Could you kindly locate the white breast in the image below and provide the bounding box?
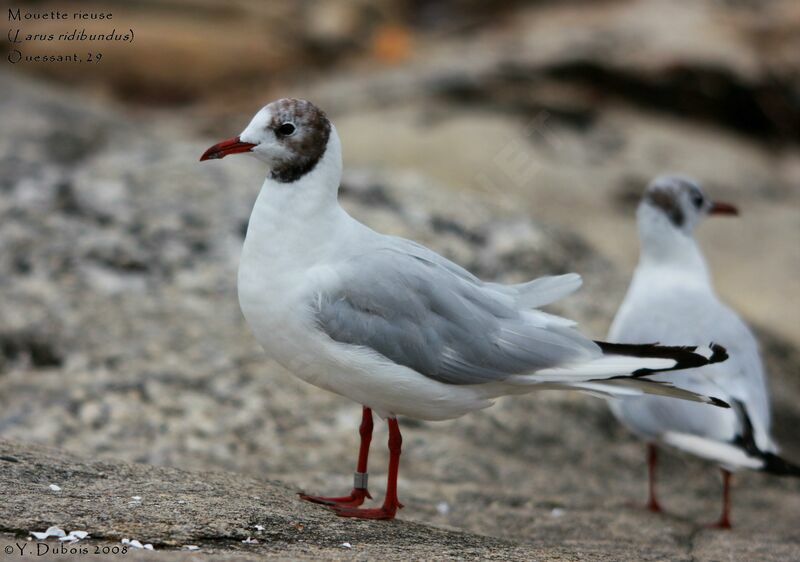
[237,173,347,381]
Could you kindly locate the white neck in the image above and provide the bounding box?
[636,204,711,284]
[241,127,350,271]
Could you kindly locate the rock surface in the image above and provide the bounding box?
[2,437,800,561]
[0,440,537,560]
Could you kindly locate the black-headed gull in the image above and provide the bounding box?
[608,175,800,528]
[200,100,728,520]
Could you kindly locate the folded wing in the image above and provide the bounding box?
[313,240,727,406]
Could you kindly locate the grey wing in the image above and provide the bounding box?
[611,291,771,446]
[314,243,599,385]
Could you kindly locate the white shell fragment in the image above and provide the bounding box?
[30,526,66,540]
[58,530,90,544]
[340,542,353,549]
[48,484,62,492]
[122,538,154,550]
[69,531,89,540]
[242,537,259,544]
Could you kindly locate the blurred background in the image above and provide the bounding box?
[1,0,799,556]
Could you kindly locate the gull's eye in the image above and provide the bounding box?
[277,122,296,137]
[690,190,704,209]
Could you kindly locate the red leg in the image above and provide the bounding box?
[330,417,404,520]
[300,406,374,507]
[646,443,663,513]
[709,469,733,529]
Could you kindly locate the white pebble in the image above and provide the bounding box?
[341,542,352,549]
[183,545,200,551]
[48,484,62,492]
[436,501,450,515]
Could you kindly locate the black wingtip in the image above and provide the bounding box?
[761,453,800,478]
[731,399,800,477]
[709,397,731,409]
[594,340,721,378]
[708,342,729,365]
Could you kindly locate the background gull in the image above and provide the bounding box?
[608,175,800,528]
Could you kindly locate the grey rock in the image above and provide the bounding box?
[0,440,536,560]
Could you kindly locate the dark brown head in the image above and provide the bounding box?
[640,175,738,234]
[200,98,332,183]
